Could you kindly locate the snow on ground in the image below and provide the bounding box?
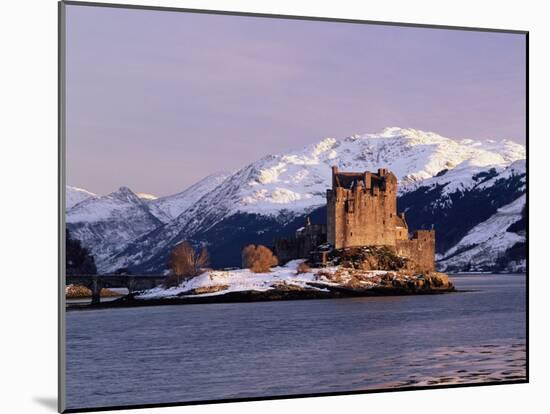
[136,260,389,300]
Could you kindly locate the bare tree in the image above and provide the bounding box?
[242,244,278,273]
[166,241,209,286]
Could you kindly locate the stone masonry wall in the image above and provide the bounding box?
[274,224,327,264]
[327,169,398,249]
[395,230,436,272]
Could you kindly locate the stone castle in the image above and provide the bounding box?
[274,166,435,272]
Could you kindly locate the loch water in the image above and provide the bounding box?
[65,273,526,410]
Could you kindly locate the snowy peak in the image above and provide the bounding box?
[402,157,526,197]
[66,186,97,209]
[66,127,526,273]
[355,127,524,176]
[148,172,230,223]
[209,127,526,216]
[110,186,143,204]
[66,128,525,221]
[66,185,163,270]
[136,127,526,259]
[67,186,148,224]
[372,127,524,159]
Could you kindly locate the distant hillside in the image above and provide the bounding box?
[66,127,526,273]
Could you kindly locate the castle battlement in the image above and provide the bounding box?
[329,166,395,196]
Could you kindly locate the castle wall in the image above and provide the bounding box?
[395,230,435,272]
[273,238,300,265]
[274,224,327,264]
[327,189,338,247]
[395,227,408,240]
[327,170,398,249]
[395,213,409,240]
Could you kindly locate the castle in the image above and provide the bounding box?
[274,166,436,272]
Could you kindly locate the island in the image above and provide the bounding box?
[67,167,455,309]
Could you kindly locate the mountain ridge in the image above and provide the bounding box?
[65,127,526,273]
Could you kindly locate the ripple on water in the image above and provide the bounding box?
[378,342,526,389]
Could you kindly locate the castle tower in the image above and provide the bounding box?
[327,167,398,249]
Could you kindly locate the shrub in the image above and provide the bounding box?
[242,244,278,273]
[166,241,209,286]
[296,262,311,274]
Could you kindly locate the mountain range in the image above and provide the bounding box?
[66,127,527,274]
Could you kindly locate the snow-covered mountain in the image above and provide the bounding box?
[66,187,163,267]
[66,186,96,209]
[397,160,526,271]
[65,175,229,271]
[404,159,526,197]
[147,172,229,223]
[438,195,526,272]
[141,127,525,239]
[191,127,524,218]
[66,127,527,273]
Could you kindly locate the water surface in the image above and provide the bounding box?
[65,273,526,409]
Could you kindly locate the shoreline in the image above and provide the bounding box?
[66,293,124,300]
[66,285,456,311]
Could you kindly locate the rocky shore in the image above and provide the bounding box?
[67,261,455,310]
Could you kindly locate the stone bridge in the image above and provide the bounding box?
[66,274,167,304]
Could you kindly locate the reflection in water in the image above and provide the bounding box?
[65,273,526,409]
[379,342,526,388]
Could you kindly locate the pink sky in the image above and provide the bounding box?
[65,4,526,197]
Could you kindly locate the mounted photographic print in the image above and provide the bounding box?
[59,1,528,412]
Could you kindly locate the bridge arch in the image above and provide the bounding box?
[66,275,167,304]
